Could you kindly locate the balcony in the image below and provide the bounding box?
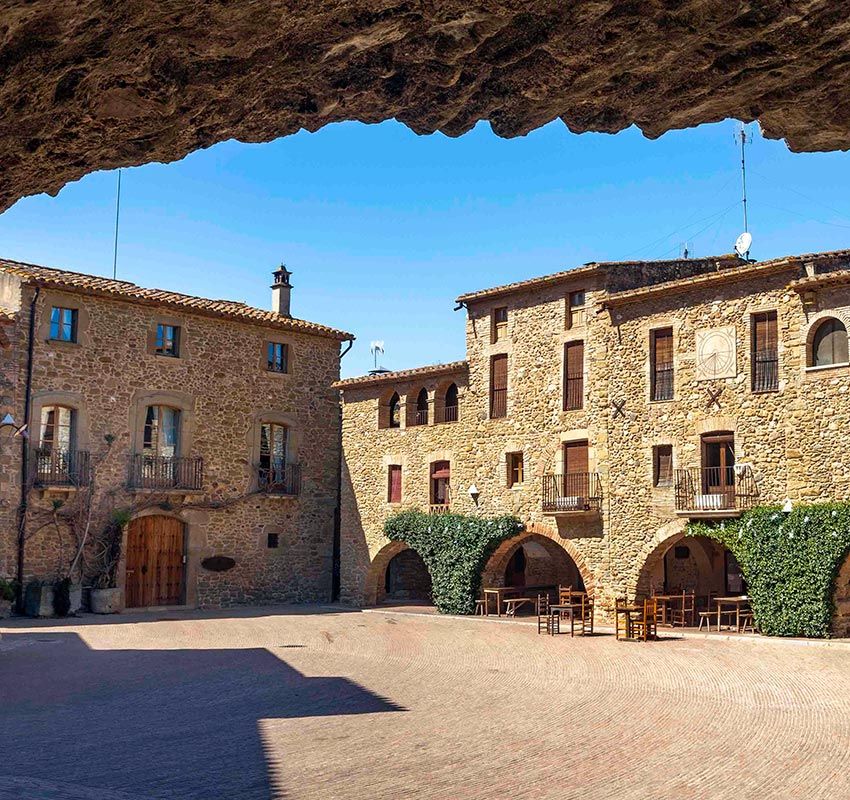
[428,504,451,515]
[413,409,429,426]
[674,466,758,517]
[542,473,602,515]
[130,454,204,491]
[436,404,458,423]
[258,462,301,496]
[33,448,92,488]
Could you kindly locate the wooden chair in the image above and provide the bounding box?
[537,594,555,634]
[558,585,573,604]
[615,597,633,640]
[575,594,594,636]
[670,590,696,627]
[698,611,714,631]
[629,598,658,642]
[738,611,755,634]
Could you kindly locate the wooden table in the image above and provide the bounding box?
[547,603,587,636]
[715,596,750,632]
[482,586,521,616]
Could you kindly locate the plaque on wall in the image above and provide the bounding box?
[695,326,737,380]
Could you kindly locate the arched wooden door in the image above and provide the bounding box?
[125,516,186,607]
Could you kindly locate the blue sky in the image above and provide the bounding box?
[2,119,850,377]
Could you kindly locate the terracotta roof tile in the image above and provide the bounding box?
[788,269,850,290]
[0,258,353,341]
[455,264,599,304]
[334,361,467,389]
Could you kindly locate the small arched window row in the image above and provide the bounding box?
[437,382,459,424]
[809,316,849,368]
[378,391,402,430]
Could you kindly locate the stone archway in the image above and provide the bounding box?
[831,548,850,638]
[383,549,432,603]
[482,522,594,594]
[364,541,432,606]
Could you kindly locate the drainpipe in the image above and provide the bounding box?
[15,285,39,611]
[331,337,354,602]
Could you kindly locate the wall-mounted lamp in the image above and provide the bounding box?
[782,498,793,514]
[0,413,27,437]
[467,484,480,506]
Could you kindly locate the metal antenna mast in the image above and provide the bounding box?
[112,169,122,279]
[736,124,751,233]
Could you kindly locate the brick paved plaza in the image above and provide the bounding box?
[2,607,849,800]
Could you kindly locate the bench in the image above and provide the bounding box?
[503,597,535,617]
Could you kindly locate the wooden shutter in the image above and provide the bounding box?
[563,441,588,474]
[388,465,402,503]
[654,445,673,486]
[490,354,508,418]
[563,341,584,410]
[651,328,674,400]
[752,311,778,392]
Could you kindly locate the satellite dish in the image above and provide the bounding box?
[734,232,753,257]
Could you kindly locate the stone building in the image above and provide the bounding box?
[338,249,850,632]
[0,259,352,609]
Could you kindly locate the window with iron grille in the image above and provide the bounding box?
[653,444,673,487]
[492,306,508,342]
[751,311,778,392]
[155,324,180,357]
[650,327,674,401]
[267,341,289,373]
[563,340,584,410]
[566,290,586,329]
[489,354,507,418]
[387,465,402,503]
[49,306,77,342]
[507,452,524,487]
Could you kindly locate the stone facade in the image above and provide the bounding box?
[0,260,350,609]
[338,250,850,630]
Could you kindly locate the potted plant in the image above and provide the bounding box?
[89,508,129,614]
[0,578,15,618]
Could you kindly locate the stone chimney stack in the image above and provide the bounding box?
[271,264,293,317]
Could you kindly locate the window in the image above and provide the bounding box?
[39,405,75,452]
[650,327,674,401]
[49,306,77,342]
[260,422,288,485]
[562,440,589,498]
[267,532,280,549]
[492,306,508,342]
[563,341,584,411]
[507,452,524,487]
[387,465,402,503]
[413,388,429,426]
[143,405,180,457]
[388,392,401,428]
[155,323,180,357]
[810,317,849,367]
[566,290,586,329]
[751,311,778,391]
[490,354,508,419]
[653,444,673,487]
[674,545,690,560]
[441,383,459,423]
[430,461,451,507]
[267,342,289,373]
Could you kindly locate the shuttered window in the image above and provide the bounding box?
[562,440,589,498]
[751,311,778,392]
[566,290,586,329]
[650,327,674,401]
[387,465,402,503]
[490,354,508,418]
[563,340,584,410]
[492,306,508,342]
[653,444,673,487]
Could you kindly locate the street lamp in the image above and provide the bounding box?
[0,413,27,437]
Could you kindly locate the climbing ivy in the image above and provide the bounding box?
[384,511,524,615]
[689,502,850,638]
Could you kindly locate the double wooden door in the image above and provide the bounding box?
[125,516,186,607]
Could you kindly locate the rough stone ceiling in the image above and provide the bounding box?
[2,1,850,211]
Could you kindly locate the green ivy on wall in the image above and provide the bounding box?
[689,503,850,638]
[384,511,524,615]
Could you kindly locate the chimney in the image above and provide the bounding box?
[271,263,293,317]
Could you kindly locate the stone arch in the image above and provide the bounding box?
[481,521,594,594]
[831,547,850,638]
[364,540,432,606]
[806,314,849,367]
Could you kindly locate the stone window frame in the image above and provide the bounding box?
[506,451,525,488]
[745,306,781,394]
[426,449,453,509]
[145,315,191,361]
[646,321,677,404]
[261,338,293,376]
[803,309,850,376]
[37,290,90,350]
[246,410,301,493]
[651,443,674,488]
[154,322,181,358]
[561,337,586,413]
[378,388,404,430]
[491,305,509,343]
[130,389,195,460]
[31,390,90,453]
[565,288,587,330]
[382,454,407,507]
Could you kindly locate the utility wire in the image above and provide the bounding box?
[750,169,850,226]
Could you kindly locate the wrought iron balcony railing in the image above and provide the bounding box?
[542,473,602,513]
[674,466,758,514]
[258,462,301,496]
[33,448,92,487]
[436,404,458,423]
[130,454,204,491]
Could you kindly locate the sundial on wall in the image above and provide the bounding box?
[695,326,737,381]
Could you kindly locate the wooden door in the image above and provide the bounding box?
[125,516,185,607]
[701,434,735,505]
[563,440,589,498]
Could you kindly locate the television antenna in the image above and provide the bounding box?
[734,123,752,234]
[370,340,385,371]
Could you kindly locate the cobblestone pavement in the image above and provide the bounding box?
[2,606,850,800]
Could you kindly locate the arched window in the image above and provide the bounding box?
[36,405,86,486]
[39,405,75,453]
[388,392,401,428]
[414,388,429,426]
[443,383,459,423]
[811,317,849,367]
[143,405,181,457]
